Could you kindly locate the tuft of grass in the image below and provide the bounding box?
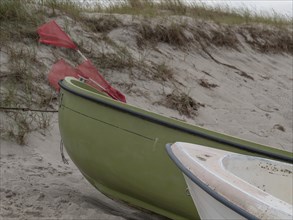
[239,26,293,54]
[0,44,55,145]
[158,0,187,15]
[101,0,157,17]
[94,36,135,70]
[0,0,45,45]
[0,0,30,22]
[209,29,239,49]
[137,21,189,47]
[92,52,135,70]
[41,0,82,19]
[193,27,239,49]
[0,110,52,145]
[83,15,122,33]
[162,90,205,118]
[6,47,37,86]
[198,78,218,89]
[152,62,174,81]
[82,39,135,71]
[0,82,54,145]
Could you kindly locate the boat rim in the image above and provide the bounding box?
[58,78,293,163]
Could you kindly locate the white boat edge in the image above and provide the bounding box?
[166,142,293,220]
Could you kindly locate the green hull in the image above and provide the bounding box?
[58,77,292,220]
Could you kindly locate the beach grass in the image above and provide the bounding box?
[90,0,291,27]
[1,0,290,27]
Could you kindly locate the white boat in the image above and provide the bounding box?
[166,142,293,220]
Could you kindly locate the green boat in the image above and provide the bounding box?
[58,77,292,220]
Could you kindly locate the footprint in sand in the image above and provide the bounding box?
[255,103,279,113]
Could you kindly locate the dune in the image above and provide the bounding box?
[0,1,292,219]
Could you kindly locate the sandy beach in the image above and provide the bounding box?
[0,3,292,220]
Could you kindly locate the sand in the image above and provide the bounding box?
[0,115,165,220]
[0,12,292,220]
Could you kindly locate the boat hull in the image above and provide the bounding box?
[58,77,292,220]
[184,175,246,220]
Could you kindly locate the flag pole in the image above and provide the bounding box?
[77,49,88,61]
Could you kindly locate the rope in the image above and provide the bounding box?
[60,139,69,164]
[0,106,58,113]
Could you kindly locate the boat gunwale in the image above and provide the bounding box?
[58,78,293,163]
[165,143,259,220]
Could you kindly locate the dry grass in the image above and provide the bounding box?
[152,62,174,81]
[92,52,135,70]
[0,0,44,45]
[239,26,293,54]
[39,0,82,19]
[0,0,31,22]
[197,78,218,89]
[0,44,55,144]
[193,27,239,50]
[162,90,205,118]
[83,15,122,33]
[103,1,292,53]
[137,21,189,47]
[135,17,291,53]
[136,21,242,51]
[0,1,117,145]
[98,0,291,27]
[98,0,158,17]
[82,36,135,71]
[209,29,239,49]
[0,110,51,145]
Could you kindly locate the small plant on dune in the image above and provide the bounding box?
[101,0,156,16]
[152,62,174,81]
[83,15,122,33]
[6,47,38,87]
[0,110,52,145]
[0,44,55,145]
[0,0,44,45]
[0,0,30,22]
[197,78,218,89]
[162,90,205,118]
[93,52,135,70]
[137,21,189,47]
[158,0,187,15]
[210,29,239,49]
[239,26,293,54]
[0,89,54,145]
[86,36,136,71]
[41,0,82,19]
[191,25,240,50]
[5,111,32,145]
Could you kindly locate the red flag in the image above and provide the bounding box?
[37,20,77,50]
[39,21,126,102]
[77,60,126,103]
[48,59,79,91]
